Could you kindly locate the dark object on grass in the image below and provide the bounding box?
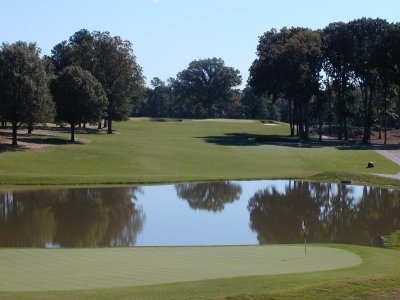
[341,180,352,185]
[367,162,374,168]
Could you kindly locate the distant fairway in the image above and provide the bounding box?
[0,245,361,292]
[0,118,399,186]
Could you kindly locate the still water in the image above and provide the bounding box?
[0,180,399,248]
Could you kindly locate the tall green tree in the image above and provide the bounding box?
[249,28,322,139]
[51,66,107,142]
[0,41,53,145]
[90,31,144,133]
[322,22,354,141]
[49,30,144,133]
[173,58,242,118]
[346,18,390,143]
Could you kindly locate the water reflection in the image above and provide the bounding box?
[175,182,242,212]
[0,188,145,247]
[248,181,400,246]
[0,181,399,248]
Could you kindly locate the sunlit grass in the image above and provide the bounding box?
[0,245,398,299]
[0,118,398,187]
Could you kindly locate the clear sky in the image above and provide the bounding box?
[1,0,400,88]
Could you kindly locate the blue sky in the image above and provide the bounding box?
[2,0,400,88]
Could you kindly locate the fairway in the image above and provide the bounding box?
[0,119,399,186]
[0,245,361,292]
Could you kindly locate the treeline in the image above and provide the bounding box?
[140,18,400,144]
[2,18,400,145]
[0,29,144,144]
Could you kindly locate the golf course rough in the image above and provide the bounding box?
[0,245,361,292]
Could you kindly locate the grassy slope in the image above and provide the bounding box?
[0,245,399,299]
[0,119,399,186]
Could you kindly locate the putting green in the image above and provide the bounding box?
[0,245,361,292]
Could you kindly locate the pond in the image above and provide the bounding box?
[0,180,399,248]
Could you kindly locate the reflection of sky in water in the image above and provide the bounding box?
[2,181,399,248]
[134,181,283,246]
[131,181,386,246]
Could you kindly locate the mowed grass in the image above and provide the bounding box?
[0,118,399,186]
[1,119,400,299]
[0,245,399,299]
[0,245,361,292]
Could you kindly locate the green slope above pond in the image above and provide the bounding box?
[0,119,398,186]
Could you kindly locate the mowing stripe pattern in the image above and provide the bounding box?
[0,245,361,291]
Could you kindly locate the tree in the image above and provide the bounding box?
[51,66,107,142]
[346,18,390,143]
[142,77,171,117]
[0,41,53,145]
[91,31,144,133]
[173,58,242,118]
[49,30,144,133]
[322,22,354,141]
[249,28,322,139]
[240,87,270,119]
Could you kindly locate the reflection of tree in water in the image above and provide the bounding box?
[248,181,400,246]
[248,181,322,244]
[175,182,242,212]
[0,187,145,247]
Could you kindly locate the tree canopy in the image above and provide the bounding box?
[50,66,107,141]
[49,29,145,134]
[0,41,53,145]
[172,58,242,118]
[249,28,322,139]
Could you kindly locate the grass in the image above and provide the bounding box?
[0,245,361,292]
[0,118,399,187]
[0,245,398,299]
[1,119,400,299]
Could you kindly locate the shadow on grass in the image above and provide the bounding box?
[0,144,23,153]
[150,118,183,123]
[0,136,83,154]
[197,133,400,150]
[21,137,80,145]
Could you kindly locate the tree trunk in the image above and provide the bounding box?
[12,122,18,145]
[303,99,309,141]
[318,108,323,143]
[70,123,75,142]
[107,116,112,134]
[103,118,107,128]
[384,115,387,145]
[28,122,33,134]
[343,108,348,141]
[361,87,373,144]
[98,121,102,129]
[289,98,294,136]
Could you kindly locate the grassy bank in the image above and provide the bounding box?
[0,119,399,187]
[0,245,399,299]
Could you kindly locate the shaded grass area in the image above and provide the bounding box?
[0,245,398,299]
[0,119,399,187]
